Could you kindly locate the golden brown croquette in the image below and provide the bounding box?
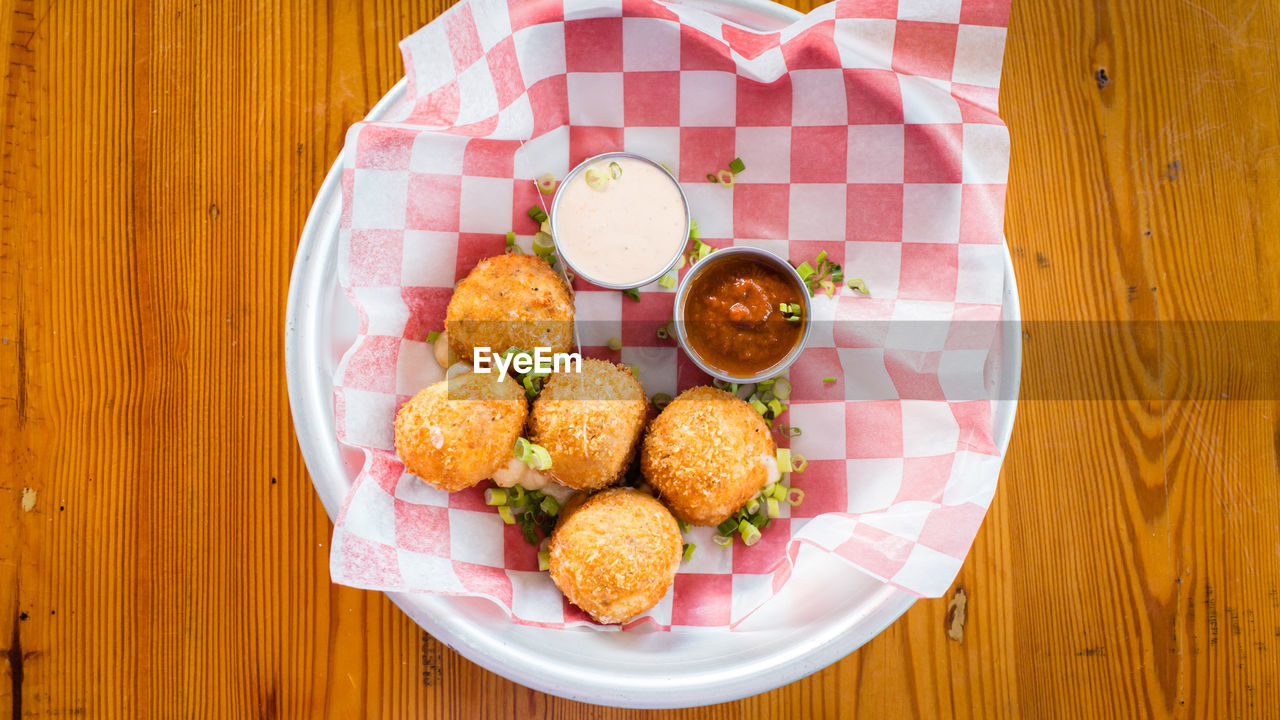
[640,386,776,526]
[445,254,574,363]
[549,488,683,624]
[394,371,528,492]
[528,359,648,491]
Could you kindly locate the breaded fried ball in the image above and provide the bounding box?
[445,254,574,363]
[641,386,776,526]
[549,488,683,625]
[528,359,648,491]
[394,371,528,492]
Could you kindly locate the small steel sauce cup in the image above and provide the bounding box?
[672,246,813,384]
[548,152,691,290]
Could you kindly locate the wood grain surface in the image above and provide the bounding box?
[2,0,1278,717]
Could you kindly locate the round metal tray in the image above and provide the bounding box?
[285,0,1021,707]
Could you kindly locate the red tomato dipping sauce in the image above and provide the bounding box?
[682,255,806,378]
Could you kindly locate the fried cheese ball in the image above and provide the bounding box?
[528,358,648,491]
[394,371,528,492]
[640,386,776,526]
[445,254,574,363]
[549,488,683,624]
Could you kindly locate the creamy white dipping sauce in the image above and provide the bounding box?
[552,155,687,287]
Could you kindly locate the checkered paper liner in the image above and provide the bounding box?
[330,0,1011,629]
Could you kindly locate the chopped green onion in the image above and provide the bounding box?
[746,500,760,515]
[697,241,712,260]
[766,498,781,518]
[658,272,676,289]
[717,518,740,536]
[791,454,808,473]
[738,520,761,546]
[584,167,609,190]
[706,173,718,183]
[778,425,801,438]
[609,161,622,179]
[674,253,687,270]
[847,278,870,295]
[815,250,828,264]
[607,337,622,351]
[622,288,641,302]
[522,520,540,545]
[750,396,769,416]
[729,157,745,174]
[713,534,733,547]
[688,218,699,241]
[776,448,792,473]
[656,320,672,340]
[514,437,553,471]
[682,543,696,562]
[717,169,735,187]
[678,519,691,533]
[532,231,555,255]
[651,392,673,410]
[522,373,544,399]
[426,330,441,343]
[795,261,815,281]
[536,173,557,194]
[538,549,551,570]
[505,231,516,246]
[768,398,784,417]
[527,205,548,223]
[823,377,837,384]
[772,378,792,400]
[749,513,769,529]
[539,496,560,516]
[498,506,516,524]
[785,488,805,506]
[820,278,835,298]
[770,483,788,501]
[509,484,526,505]
[626,364,640,378]
[484,488,508,506]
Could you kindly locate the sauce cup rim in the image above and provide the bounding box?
[672,246,814,385]
[548,151,691,291]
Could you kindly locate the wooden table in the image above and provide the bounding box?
[3,0,1278,716]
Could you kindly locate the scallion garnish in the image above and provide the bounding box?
[585,167,609,190]
[678,518,691,533]
[778,425,801,438]
[791,454,808,473]
[536,173,557,195]
[822,377,837,384]
[484,488,508,506]
[738,520,761,546]
[538,549,551,571]
[688,218,699,242]
[607,337,622,351]
[767,398,784,417]
[776,448,793,474]
[498,506,516,524]
[656,320,672,340]
[712,534,733,547]
[750,396,769,416]
[847,278,870,296]
[772,378,791,400]
[527,205,548,223]
[682,543,696,562]
[706,173,718,183]
[622,288,641,302]
[426,330,441,342]
[729,157,745,174]
[609,161,622,179]
[795,261,815,281]
[532,231,555,256]
[539,496,560,516]
[514,437,553,471]
[658,272,676,289]
[716,169,735,187]
[785,488,805,506]
[505,231,516,246]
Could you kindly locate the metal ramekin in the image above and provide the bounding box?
[672,246,813,384]
[548,152,690,290]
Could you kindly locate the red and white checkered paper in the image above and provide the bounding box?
[330,0,1011,629]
